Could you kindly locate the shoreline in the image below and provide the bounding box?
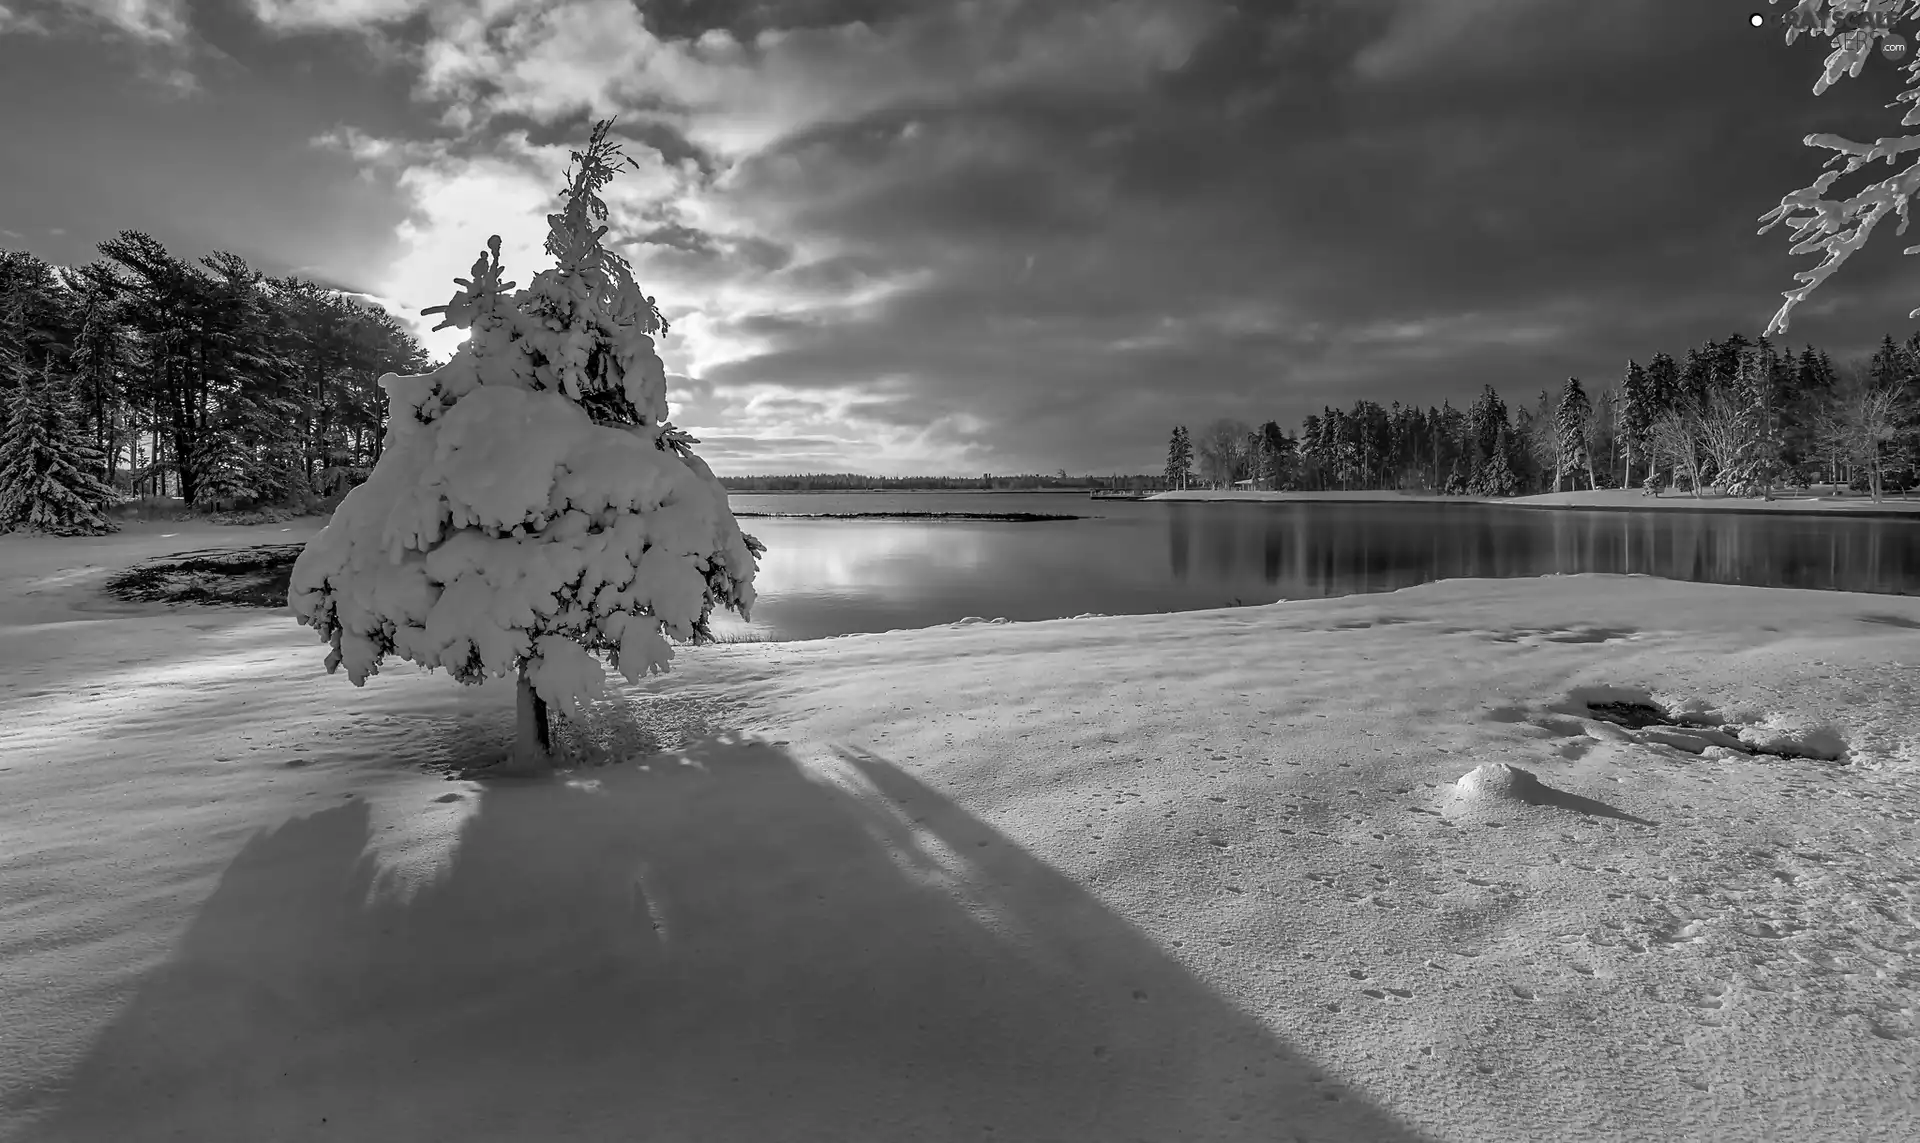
[1142,487,1920,518]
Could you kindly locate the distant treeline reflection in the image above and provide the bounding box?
[1163,504,1919,597]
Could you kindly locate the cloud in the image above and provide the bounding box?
[246,0,427,31]
[0,3,50,34]
[266,0,1915,474]
[47,0,189,41]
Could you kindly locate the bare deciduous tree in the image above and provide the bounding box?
[1193,417,1251,489]
[1692,387,1749,493]
[1822,362,1909,500]
[1645,407,1705,497]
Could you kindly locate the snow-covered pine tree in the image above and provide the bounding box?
[1640,352,1681,492]
[288,119,763,773]
[1761,1,1920,333]
[1730,342,1788,498]
[1469,424,1522,498]
[0,371,119,535]
[1618,360,1651,489]
[1164,425,1193,489]
[1554,378,1593,492]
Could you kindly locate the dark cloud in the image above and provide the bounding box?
[639,222,722,255]
[9,0,1920,475]
[681,0,1920,471]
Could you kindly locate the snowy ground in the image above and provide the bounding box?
[1148,488,1920,514]
[3,521,1918,1142]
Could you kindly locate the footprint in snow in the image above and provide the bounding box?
[1687,982,1728,1010]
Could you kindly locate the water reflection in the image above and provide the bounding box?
[711,496,1920,641]
[1203,504,1919,597]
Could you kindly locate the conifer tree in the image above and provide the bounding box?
[1553,378,1594,492]
[1164,425,1192,489]
[1256,420,1288,490]
[0,372,118,535]
[1733,342,1787,498]
[1618,360,1652,489]
[1466,385,1508,474]
[1469,424,1522,498]
[1679,345,1714,407]
[1640,352,1681,491]
[288,120,762,773]
[62,268,137,488]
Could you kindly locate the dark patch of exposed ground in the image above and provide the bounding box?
[103,544,306,608]
[1585,698,1843,762]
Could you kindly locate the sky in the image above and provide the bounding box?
[3,0,1919,476]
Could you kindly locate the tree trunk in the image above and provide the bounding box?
[502,665,556,774]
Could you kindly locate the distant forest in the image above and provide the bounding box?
[0,238,432,512]
[8,234,1917,518]
[1166,333,1920,501]
[716,472,1160,491]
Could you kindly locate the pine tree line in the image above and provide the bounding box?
[1165,333,1920,501]
[0,238,432,533]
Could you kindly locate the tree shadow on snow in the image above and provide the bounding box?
[37,737,1438,1143]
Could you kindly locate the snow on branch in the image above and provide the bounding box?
[288,119,761,726]
[1759,0,1920,333]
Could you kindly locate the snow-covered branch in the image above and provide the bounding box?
[1760,0,1920,333]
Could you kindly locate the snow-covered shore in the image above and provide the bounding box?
[1146,487,1920,515]
[2,522,1917,1142]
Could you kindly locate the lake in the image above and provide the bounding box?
[708,492,1920,641]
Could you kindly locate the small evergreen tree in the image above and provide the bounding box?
[0,372,118,535]
[1164,425,1192,489]
[1467,424,1522,497]
[1466,385,1508,475]
[288,120,762,773]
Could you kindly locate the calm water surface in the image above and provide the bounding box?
[709,492,1920,641]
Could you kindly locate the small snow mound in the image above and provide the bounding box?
[1451,762,1542,802]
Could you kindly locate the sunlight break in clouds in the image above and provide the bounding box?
[290,0,1224,474]
[246,0,427,31]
